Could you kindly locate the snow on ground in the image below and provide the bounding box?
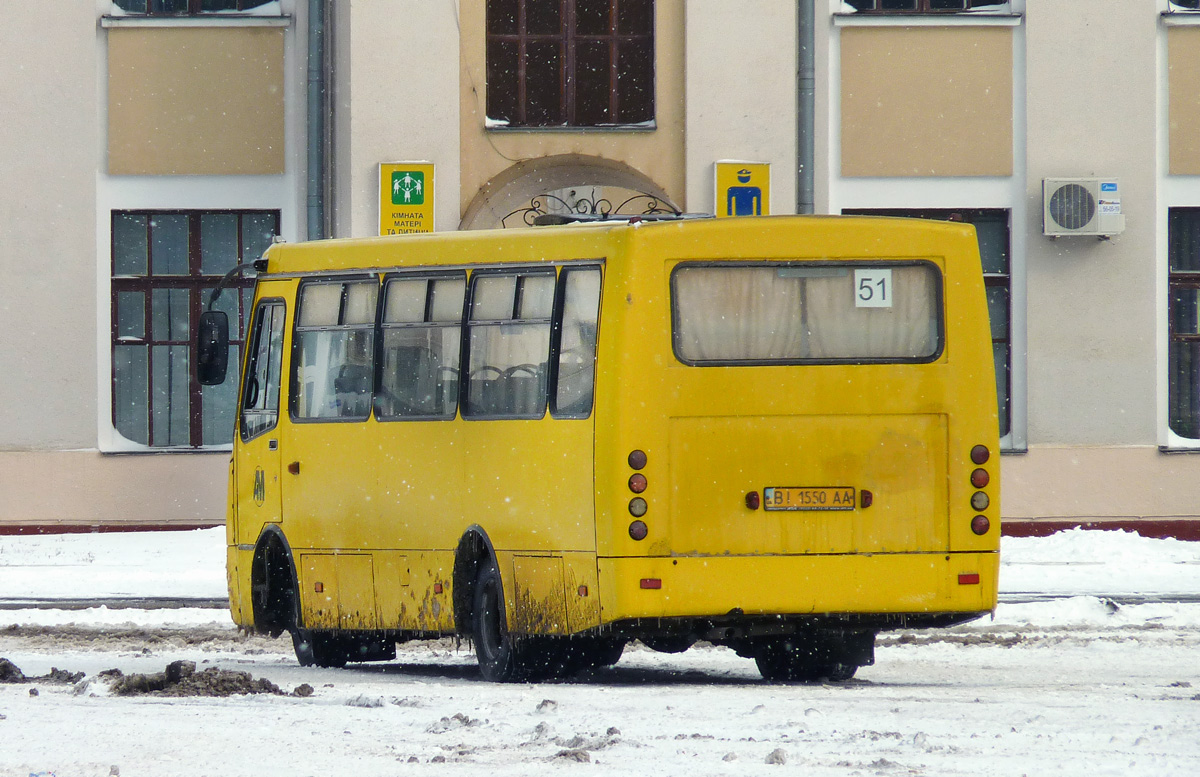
[0,528,1198,775]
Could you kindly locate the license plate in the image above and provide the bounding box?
[762,486,856,511]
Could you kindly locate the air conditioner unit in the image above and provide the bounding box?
[1043,178,1125,237]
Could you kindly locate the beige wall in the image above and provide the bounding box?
[0,452,227,527]
[1024,1,1157,446]
[840,26,1012,178]
[1002,446,1200,523]
[684,0,797,214]
[333,0,461,236]
[458,0,685,217]
[1168,27,1200,176]
[108,27,285,176]
[0,1,98,450]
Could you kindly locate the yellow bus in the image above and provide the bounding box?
[196,214,1000,682]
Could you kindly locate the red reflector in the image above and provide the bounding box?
[314,582,324,593]
[860,489,873,509]
[640,578,662,590]
[958,573,980,586]
[578,585,588,597]
[433,583,443,594]
[745,490,760,510]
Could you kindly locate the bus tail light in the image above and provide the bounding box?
[629,497,648,517]
[970,445,990,465]
[971,515,991,535]
[745,491,760,510]
[970,468,989,488]
[628,449,647,470]
[629,473,647,493]
[628,520,648,540]
[958,573,980,586]
[970,492,989,511]
[640,578,662,589]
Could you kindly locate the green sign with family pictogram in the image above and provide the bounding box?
[380,162,434,234]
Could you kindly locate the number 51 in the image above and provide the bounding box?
[854,268,892,308]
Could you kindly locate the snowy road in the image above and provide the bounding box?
[2,528,1200,775]
[2,602,1200,777]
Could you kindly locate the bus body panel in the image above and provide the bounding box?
[597,551,999,622]
[665,412,949,556]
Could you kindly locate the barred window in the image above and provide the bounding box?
[486,0,654,128]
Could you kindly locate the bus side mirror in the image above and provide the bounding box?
[196,310,230,386]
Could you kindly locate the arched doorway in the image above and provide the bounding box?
[460,154,680,230]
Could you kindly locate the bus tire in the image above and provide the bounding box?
[292,629,348,669]
[753,638,857,683]
[471,558,523,682]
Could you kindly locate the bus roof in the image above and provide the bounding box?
[259,215,981,277]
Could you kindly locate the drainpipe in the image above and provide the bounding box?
[307,0,327,240]
[797,0,815,215]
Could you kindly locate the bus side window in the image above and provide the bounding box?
[377,274,465,420]
[241,301,285,441]
[464,270,555,418]
[552,268,601,418]
[292,279,378,421]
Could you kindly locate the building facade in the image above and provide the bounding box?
[2,0,1199,534]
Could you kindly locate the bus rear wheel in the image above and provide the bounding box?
[292,629,348,669]
[752,637,858,683]
[471,559,526,682]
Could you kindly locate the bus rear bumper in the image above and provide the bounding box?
[596,550,998,630]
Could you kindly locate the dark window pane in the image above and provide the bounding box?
[117,291,146,341]
[241,213,277,264]
[617,0,653,33]
[152,288,190,341]
[149,0,189,13]
[930,0,967,9]
[1172,287,1200,336]
[114,345,149,444]
[114,0,149,12]
[201,214,238,275]
[526,0,562,35]
[880,0,917,9]
[151,344,191,446]
[525,40,563,125]
[576,0,612,35]
[576,40,613,125]
[617,38,654,123]
[487,39,520,123]
[1170,209,1200,272]
[1170,340,1200,438]
[985,286,1009,342]
[975,217,1009,275]
[201,0,240,10]
[150,215,189,275]
[488,0,519,34]
[993,342,1010,438]
[113,214,148,276]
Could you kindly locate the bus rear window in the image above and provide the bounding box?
[671,262,942,364]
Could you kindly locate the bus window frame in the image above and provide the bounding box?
[238,297,287,444]
[374,269,468,423]
[668,259,946,367]
[548,262,604,420]
[288,274,381,425]
[461,265,558,421]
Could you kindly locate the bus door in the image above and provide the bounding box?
[234,299,287,545]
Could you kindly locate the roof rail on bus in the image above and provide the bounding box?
[531,212,713,226]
